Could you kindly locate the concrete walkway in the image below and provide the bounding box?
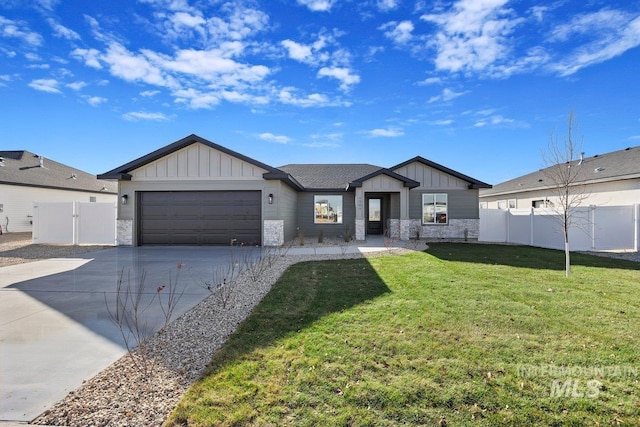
[0,237,413,424]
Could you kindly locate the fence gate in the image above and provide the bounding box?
[33,202,117,245]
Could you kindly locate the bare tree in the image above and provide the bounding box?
[541,112,590,277]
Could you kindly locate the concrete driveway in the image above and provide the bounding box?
[0,246,251,423]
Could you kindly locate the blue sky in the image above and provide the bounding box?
[1,0,639,184]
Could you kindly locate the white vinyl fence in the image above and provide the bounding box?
[32,202,117,245]
[480,205,639,252]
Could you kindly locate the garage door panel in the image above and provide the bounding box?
[139,191,261,245]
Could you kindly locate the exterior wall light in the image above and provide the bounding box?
[121,194,128,205]
[268,193,274,204]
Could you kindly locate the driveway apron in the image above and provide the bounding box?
[0,246,249,422]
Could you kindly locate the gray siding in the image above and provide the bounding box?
[409,189,480,220]
[296,191,356,239]
[278,183,298,242]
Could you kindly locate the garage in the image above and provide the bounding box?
[138,191,261,245]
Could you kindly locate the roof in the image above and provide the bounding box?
[348,168,420,189]
[481,145,640,197]
[391,156,492,189]
[277,164,382,190]
[97,134,304,190]
[0,150,117,194]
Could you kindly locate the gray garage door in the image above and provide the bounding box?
[139,191,261,245]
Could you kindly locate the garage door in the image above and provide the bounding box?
[139,191,261,245]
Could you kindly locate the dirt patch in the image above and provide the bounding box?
[0,232,112,268]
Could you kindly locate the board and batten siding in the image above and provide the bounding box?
[131,143,268,180]
[275,183,298,242]
[296,191,356,239]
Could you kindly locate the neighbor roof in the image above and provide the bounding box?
[0,150,117,194]
[277,164,382,190]
[481,145,640,197]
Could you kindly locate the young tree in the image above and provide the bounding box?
[541,112,589,277]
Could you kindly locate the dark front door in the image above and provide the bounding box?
[367,198,382,235]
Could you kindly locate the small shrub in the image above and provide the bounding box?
[343,225,351,242]
[298,230,305,246]
[318,229,324,244]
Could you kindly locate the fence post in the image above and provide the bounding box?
[633,203,640,252]
[591,205,596,251]
[530,207,534,246]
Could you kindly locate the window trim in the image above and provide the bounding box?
[314,195,343,224]
[422,193,448,225]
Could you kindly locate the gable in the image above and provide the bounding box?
[359,173,407,191]
[130,142,269,180]
[394,161,469,189]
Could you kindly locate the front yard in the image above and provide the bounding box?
[166,243,640,426]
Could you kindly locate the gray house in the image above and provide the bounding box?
[98,134,490,246]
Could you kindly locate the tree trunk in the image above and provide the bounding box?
[564,239,571,277]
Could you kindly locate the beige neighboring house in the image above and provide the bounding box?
[480,145,640,209]
[0,150,117,233]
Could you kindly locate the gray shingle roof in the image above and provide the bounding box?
[277,164,383,189]
[481,145,640,196]
[0,150,117,194]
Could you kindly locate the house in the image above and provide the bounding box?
[97,134,491,246]
[479,145,640,210]
[0,151,117,233]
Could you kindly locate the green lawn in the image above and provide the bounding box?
[165,244,640,426]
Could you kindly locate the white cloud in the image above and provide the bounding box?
[171,12,206,28]
[364,127,405,137]
[282,39,314,62]
[417,76,443,85]
[66,81,87,90]
[549,11,640,76]
[122,111,171,121]
[377,0,399,12]
[431,119,453,125]
[140,90,160,97]
[428,87,467,103]
[381,20,414,44]
[421,0,524,75]
[28,78,61,93]
[47,19,80,40]
[279,88,333,107]
[259,132,291,144]
[173,88,220,109]
[71,48,103,69]
[0,16,43,46]
[297,0,335,12]
[474,114,528,128]
[85,96,107,106]
[318,66,360,91]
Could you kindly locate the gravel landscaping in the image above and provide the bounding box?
[0,232,112,268]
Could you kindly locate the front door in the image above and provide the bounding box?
[367,198,382,235]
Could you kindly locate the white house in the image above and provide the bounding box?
[0,150,117,233]
[480,145,640,209]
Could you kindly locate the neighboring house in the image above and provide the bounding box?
[480,145,640,210]
[98,134,491,246]
[0,150,117,233]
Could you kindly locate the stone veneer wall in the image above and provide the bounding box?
[117,219,133,246]
[355,219,365,241]
[263,220,284,246]
[407,219,479,240]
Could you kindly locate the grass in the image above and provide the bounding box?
[165,244,640,426]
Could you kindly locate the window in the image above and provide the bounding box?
[314,195,343,224]
[497,200,507,210]
[90,196,97,203]
[508,199,516,209]
[479,202,487,209]
[422,194,447,224]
